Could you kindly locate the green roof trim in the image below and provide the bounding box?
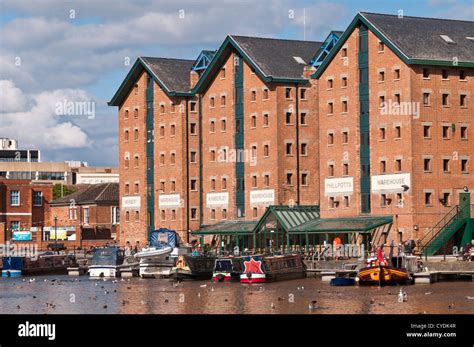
[253,205,320,233]
[108,57,193,107]
[289,215,393,234]
[192,220,258,235]
[312,12,474,80]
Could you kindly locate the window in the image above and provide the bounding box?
[329,197,336,209]
[124,110,129,119]
[253,208,258,218]
[442,192,451,206]
[125,211,130,222]
[378,71,385,82]
[221,119,226,131]
[341,48,347,57]
[190,151,197,163]
[327,79,333,89]
[10,221,20,231]
[460,70,467,81]
[134,108,138,118]
[263,114,269,126]
[263,89,269,100]
[33,191,42,206]
[343,163,349,175]
[251,146,257,160]
[69,208,77,220]
[221,95,226,106]
[460,94,467,107]
[124,130,129,141]
[343,196,349,207]
[190,123,197,135]
[112,206,120,225]
[396,159,402,172]
[394,93,401,104]
[190,179,197,191]
[222,177,227,190]
[396,193,403,207]
[170,103,176,113]
[442,93,449,106]
[300,89,307,99]
[159,126,165,137]
[170,153,176,165]
[461,159,469,173]
[160,104,165,113]
[210,120,215,133]
[134,84,138,94]
[442,125,450,139]
[190,101,197,112]
[328,102,334,114]
[301,143,308,156]
[171,210,176,221]
[300,112,307,125]
[264,174,270,187]
[134,129,139,141]
[285,88,292,99]
[328,164,334,177]
[301,173,308,186]
[342,131,348,144]
[125,184,130,194]
[425,192,432,206]
[285,112,292,124]
[442,69,448,79]
[378,41,385,52]
[251,90,256,101]
[286,173,293,185]
[380,194,388,207]
[252,175,257,188]
[395,126,401,139]
[379,95,385,107]
[461,126,468,140]
[160,210,165,221]
[220,67,226,78]
[342,100,348,113]
[379,127,386,140]
[210,150,216,162]
[264,144,269,157]
[134,183,139,194]
[423,92,430,106]
[211,209,216,220]
[394,69,400,80]
[210,179,216,191]
[285,143,293,155]
[380,160,386,173]
[251,115,257,128]
[134,155,139,167]
[210,97,215,107]
[10,190,20,206]
[222,209,227,219]
[83,207,90,225]
[422,68,430,78]
[424,158,432,172]
[170,124,176,136]
[160,153,165,165]
[191,208,198,220]
[341,76,347,87]
[443,158,450,173]
[328,133,334,145]
[423,125,431,138]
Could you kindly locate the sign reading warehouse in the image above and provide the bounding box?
[371,173,411,193]
[324,177,354,196]
[158,194,181,209]
[250,189,275,206]
[206,192,229,208]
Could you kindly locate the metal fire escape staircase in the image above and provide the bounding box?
[418,196,472,256]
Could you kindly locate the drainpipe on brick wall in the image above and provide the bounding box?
[185,96,190,244]
[198,94,203,227]
[295,83,300,205]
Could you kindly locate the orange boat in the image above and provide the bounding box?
[357,248,411,286]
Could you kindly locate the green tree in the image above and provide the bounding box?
[53,184,77,200]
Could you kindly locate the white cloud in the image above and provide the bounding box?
[0,80,28,112]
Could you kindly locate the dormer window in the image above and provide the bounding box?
[440,35,455,43]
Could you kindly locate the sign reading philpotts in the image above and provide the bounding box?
[206,192,229,208]
[122,196,141,209]
[371,173,411,192]
[324,177,354,196]
[158,194,181,209]
[250,189,275,206]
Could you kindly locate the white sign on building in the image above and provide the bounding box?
[122,196,141,209]
[158,194,181,209]
[206,192,229,208]
[250,189,275,206]
[324,177,354,196]
[371,173,411,193]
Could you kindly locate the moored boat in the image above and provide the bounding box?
[169,255,215,281]
[240,255,266,283]
[357,248,411,286]
[212,257,242,282]
[88,247,124,278]
[240,253,306,283]
[1,254,77,277]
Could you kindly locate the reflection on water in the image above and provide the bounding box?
[0,276,473,314]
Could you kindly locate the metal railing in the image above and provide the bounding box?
[418,205,459,253]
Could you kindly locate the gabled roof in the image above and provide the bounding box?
[313,12,474,79]
[108,57,194,106]
[253,205,320,233]
[192,50,217,71]
[193,35,322,93]
[50,183,119,206]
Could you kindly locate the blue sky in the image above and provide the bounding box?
[0,0,472,166]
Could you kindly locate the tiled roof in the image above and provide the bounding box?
[140,57,194,93]
[50,183,119,205]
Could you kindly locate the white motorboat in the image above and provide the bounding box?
[88,247,124,278]
[136,229,191,278]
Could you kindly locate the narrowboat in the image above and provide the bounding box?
[169,255,215,281]
[1,254,77,277]
[240,254,306,283]
[88,247,124,278]
[212,257,242,282]
[357,248,411,286]
[135,229,191,278]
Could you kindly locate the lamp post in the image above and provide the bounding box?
[54,215,58,254]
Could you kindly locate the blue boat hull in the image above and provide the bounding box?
[330,277,355,286]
